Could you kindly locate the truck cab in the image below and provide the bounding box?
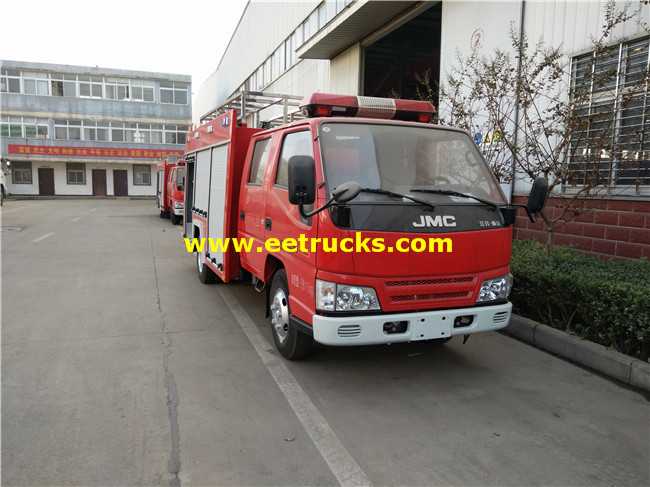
[157,156,185,225]
[167,164,185,225]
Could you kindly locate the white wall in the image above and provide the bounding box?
[218,1,318,98]
[439,1,649,196]
[6,162,156,197]
[330,43,361,95]
[524,1,649,55]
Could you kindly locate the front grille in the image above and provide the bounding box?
[385,277,473,287]
[391,291,469,302]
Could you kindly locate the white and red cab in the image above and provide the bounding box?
[183,93,547,359]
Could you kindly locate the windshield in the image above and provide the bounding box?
[319,122,506,206]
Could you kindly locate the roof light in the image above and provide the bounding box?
[299,93,435,122]
[316,105,332,117]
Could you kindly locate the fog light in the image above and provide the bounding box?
[383,321,408,334]
[453,315,474,328]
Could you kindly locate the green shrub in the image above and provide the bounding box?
[510,239,650,361]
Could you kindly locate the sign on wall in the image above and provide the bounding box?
[8,144,183,160]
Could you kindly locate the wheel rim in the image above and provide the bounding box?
[270,288,290,344]
[197,252,203,273]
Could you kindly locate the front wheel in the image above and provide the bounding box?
[269,270,312,360]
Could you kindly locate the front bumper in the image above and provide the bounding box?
[312,302,512,346]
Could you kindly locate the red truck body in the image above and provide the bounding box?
[183,93,546,359]
[157,155,185,225]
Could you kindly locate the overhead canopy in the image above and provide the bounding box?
[297,0,420,60]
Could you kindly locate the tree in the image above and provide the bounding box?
[421,1,649,254]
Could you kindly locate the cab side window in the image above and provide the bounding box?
[275,130,312,187]
[248,138,271,185]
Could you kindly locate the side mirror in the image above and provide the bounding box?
[498,176,548,226]
[527,176,548,214]
[288,155,315,205]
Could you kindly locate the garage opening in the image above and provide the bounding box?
[362,2,441,106]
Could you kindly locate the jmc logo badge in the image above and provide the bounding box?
[412,215,457,228]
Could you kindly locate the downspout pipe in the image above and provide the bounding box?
[511,0,526,203]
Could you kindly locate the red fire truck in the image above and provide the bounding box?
[157,155,185,225]
[183,93,546,359]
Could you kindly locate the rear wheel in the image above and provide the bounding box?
[269,270,312,360]
[197,251,215,284]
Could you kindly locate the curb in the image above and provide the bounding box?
[505,314,650,393]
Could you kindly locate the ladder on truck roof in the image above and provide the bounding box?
[200,91,304,128]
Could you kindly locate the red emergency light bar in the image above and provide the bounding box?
[299,93,435,123]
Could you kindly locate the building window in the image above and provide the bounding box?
[82,120,110,142]
[569,37,649,189]
[1,117,23,137]
[54,119,81,140]
[24,118,49,139]
[105,77,130,100]
[0,69,21,93]
[160,81,188,104]
[0,69,179,103]
[66,163,86,184]
[130,80,155,102]
[0,116,48,138]
[78,76,103,98]
[164,125,189,144]
[23,71,49,95]
[133,165,151,185]
[12,161,32,184]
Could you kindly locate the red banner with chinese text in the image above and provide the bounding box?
[8,144,183,160]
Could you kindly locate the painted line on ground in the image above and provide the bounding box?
[216,286,372,487]
[31,232,55,243]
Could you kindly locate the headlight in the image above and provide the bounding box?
[174,201,184,209]
[477,273,513,303]
[316,279,381,312]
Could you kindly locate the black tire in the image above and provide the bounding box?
[159,209,167,218]
[197,251,215,284]
[170,212,181,225]
[269,269,312,360]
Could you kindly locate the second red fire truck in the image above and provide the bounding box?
[182,92,546,359]
[157,154,186,225]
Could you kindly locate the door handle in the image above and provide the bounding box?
[265,217,272,230]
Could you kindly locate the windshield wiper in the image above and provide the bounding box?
[360,187,435,211]
[410,188,499,208]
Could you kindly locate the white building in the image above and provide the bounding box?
[195,0,649,260]
[1,60,191,197]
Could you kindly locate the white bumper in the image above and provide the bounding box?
[312,302,512,346]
